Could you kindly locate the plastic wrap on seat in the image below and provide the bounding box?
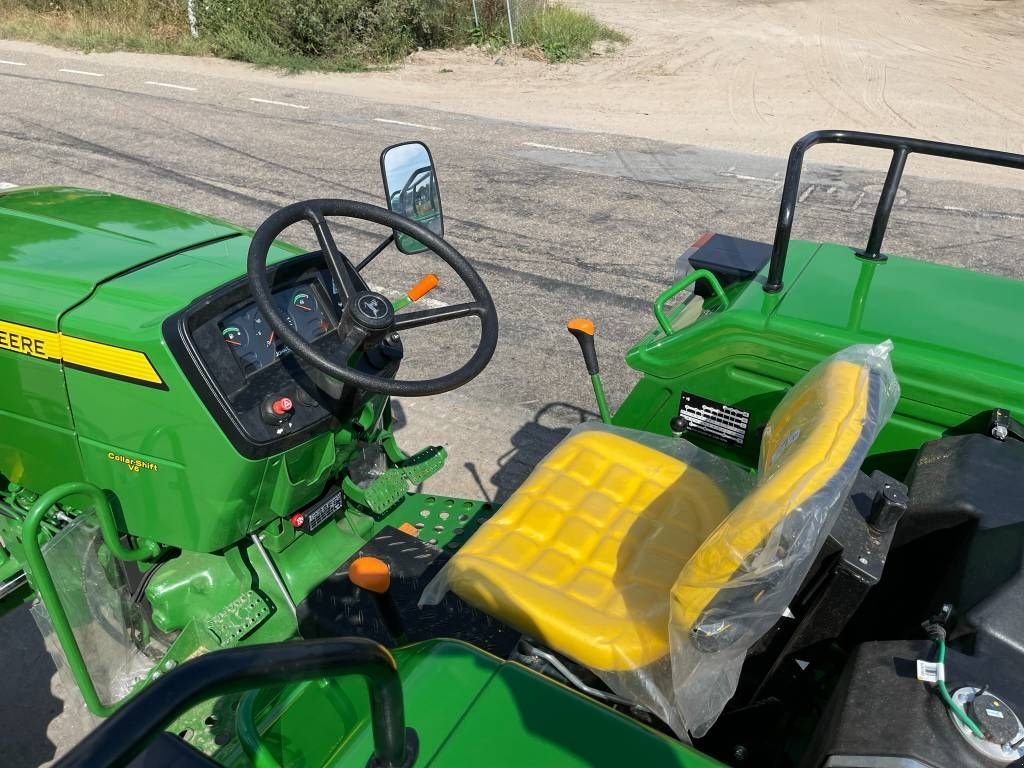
[419,423,755,632]
[419,422,755,737]
[425,342,898,741]
[668,340,899,736]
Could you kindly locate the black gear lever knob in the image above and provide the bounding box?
[566,318,610,423]
[567,318,600,376]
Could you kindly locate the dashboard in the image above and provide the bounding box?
[164,254,401,459]
[219,284,331,375]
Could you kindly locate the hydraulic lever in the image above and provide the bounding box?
[567,318,611,423]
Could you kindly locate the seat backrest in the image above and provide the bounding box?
[670,342,899,648]
[666,342,899,738]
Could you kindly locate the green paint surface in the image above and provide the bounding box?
[0,186,241,329]
[616,241,1024,478]
[223,640,722,768]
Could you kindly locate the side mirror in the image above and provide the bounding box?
[380,141,444,254]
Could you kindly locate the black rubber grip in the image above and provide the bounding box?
[568,328,599,375]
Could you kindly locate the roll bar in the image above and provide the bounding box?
[55,638,415,768]
[763,130,1024,293]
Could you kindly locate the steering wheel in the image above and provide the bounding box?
[247,199,498,397]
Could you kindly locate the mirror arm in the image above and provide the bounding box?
[356,234,395,272]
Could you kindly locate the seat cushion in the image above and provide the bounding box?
[449,429,731,672]
[671,358,874,636]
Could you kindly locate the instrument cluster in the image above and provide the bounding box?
[219,283,332,375]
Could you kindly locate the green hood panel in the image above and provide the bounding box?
[0,187,243,329]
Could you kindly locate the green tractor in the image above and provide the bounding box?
[2,131,1024,768]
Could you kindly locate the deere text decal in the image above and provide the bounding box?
[0,318,164,388]
[0,320,59,360]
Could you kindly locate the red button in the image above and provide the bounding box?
[272,397,293,416]
[290,512,305,528]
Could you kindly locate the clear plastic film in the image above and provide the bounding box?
[419,421,755,739]
[668,340,899,736]
[423,342,898,741]
[30,511,154,713]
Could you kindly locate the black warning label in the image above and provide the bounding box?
[676,392,750,447]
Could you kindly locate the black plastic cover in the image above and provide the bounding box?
[804,640,1024,768]
[686,233,772,292]
[126,733,219,768]
[901,434,1024,668]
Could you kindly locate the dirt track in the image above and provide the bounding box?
[334,0,1024,181]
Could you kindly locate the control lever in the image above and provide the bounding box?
[566,318,611,423]
[349,556,406,642]
[392,273,439,312]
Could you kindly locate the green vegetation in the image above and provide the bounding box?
[0,0,627,69]
[516,3,625,62]
[0,0,208,56]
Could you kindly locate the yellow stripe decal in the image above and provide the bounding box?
[0,319,164,387]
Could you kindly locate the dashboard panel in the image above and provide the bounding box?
[219,283,331,375]
[163,253,401,459]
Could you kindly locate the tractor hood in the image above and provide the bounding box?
[0,187,243,329]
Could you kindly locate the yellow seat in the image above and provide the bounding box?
[448,346,894,682]
[671,359,872,640]
[449,430,733,671]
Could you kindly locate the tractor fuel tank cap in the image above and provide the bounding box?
[950,686,1024,763]
[970,691,1021,745]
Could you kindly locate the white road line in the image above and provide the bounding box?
[943,204,1024,222]
[522,141,593,155]
[719,170,779,184]
[0,60,27,67]
[145,81,197,92]
[249,97,309,110]
[59,68,104,77]
[0,182,18,190]
[373,118,442,131]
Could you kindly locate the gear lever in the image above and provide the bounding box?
[566,318,611,423]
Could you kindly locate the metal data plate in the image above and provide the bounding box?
[677,391,750,447]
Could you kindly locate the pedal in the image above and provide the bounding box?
[398,445,447,485]
[362,468,411,515]
[356,446,447,515]
[207,589,271,647]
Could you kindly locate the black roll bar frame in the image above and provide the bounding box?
[763,130,1024,293]
[55,638,413,768]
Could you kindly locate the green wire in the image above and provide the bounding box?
[937,637,985,739]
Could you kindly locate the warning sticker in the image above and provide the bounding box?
[676,392,750,447]
[916,659,945,683]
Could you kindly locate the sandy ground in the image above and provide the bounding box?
[5,0,1023,182]
[360,0,1024,161]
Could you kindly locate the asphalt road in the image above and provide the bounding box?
[2,43,1024,765]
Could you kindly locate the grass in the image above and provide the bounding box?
[0,0,627,70]
[517,4,627,62]
[0,2,208,57]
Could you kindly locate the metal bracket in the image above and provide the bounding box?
[990,409,1024,442]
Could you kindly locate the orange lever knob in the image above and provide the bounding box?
[407,273,439,302]
[566,318,595,336]
[348,556,391,594]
